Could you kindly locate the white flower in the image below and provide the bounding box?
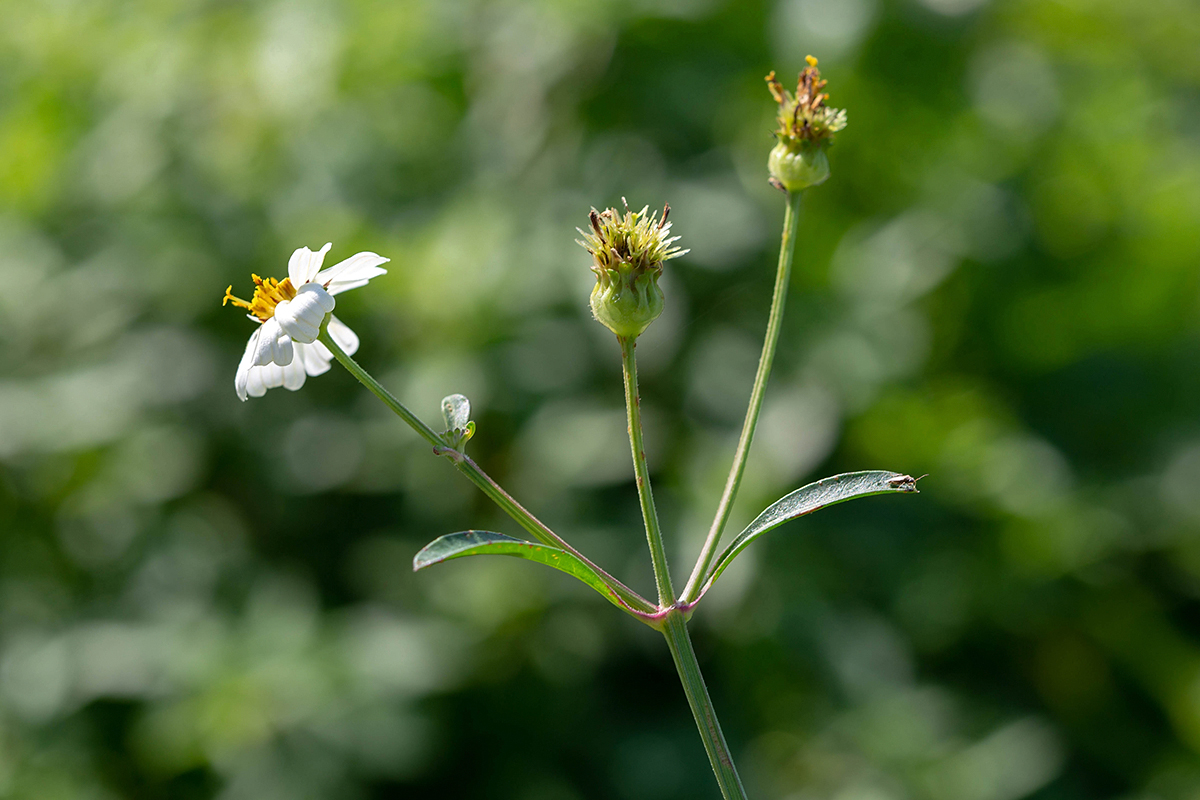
[223,243,388,400]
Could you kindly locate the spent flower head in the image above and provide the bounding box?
[577,200,687,340]
[223,243,388,400]
[766,56,847,192]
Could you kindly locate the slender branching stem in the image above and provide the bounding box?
[618,335,675,607]
[661,610,748,800]
[319,329,657,617]
[451,454,657,617]
[319,331,445,449]
[682,190,803,603]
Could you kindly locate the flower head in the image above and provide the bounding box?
[577,200,686,340]
[223,243,388,400]
[765,56,847,191]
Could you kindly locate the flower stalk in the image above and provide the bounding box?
[682,189,804,603]
[618,335,675,607]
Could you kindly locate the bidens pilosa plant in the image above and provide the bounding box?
[224,57,917,800]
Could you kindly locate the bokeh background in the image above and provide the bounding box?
[3,0,1200,797]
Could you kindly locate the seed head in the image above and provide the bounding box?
[765,56,847,191]
[577,199,687,340]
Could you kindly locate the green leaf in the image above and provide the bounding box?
[441,393,471,431]
[413,530,631,612]
[700,471,919,598]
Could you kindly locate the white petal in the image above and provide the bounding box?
[275,284,334,344]
[316,252,389,296]
[236,329,259,401]
[297,341,332,376]
[282,355,307,391]
[252,318,283,366]
[259,362,285,390]
[306,281,336,312]
[288,242,332,287]
[246,365,268,397]
[310,339,334,360]
[327,315,359,356]
[272,332,294,366]
[286,247,314,287]
[273,311,318,344]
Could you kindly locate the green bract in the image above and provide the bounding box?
[768,142,831,191]
[578,201,687,340]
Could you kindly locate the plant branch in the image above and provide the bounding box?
[619,335,675,607]
[682,190,803,603]
[320,328,657,618]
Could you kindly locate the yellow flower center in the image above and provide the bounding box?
[222,275,297,321]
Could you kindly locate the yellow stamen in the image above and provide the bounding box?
[221,274,298,321]
[806,54,818,67]
[765,70,785,104]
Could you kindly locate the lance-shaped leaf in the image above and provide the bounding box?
[699,471,919,598]
[414,530,634,614]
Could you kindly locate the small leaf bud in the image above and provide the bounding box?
[577,200,687,340]
[440,393,475,451]
[766,56,847,192]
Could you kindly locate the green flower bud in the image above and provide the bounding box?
[766,56,847,193]
[577,200,687,340]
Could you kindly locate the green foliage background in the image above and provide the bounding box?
[3,0,1200,797]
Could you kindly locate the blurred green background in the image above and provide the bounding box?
[3,0,1200,797]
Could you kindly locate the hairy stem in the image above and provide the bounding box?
[619,335,675,607]
[682,190,803,603]
[662,611,748,800]
[320,329,657,617]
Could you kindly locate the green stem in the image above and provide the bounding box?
[682,190,803,603]
[618,335,675,607]
[662,611,748,800]
[318,332,444,449]
[319,329,657,617]
[451,454,656,616]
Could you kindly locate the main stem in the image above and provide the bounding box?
[619,336,748,798]
[319,329,657,617]
[682,190,803,603]
[661,611,749,800]
[618,335,674,607]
